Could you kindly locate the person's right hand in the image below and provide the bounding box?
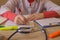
[14,15,28,25]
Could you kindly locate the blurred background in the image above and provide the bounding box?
[0,0,60,7]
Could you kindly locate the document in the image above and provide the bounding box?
[36,18,60,28]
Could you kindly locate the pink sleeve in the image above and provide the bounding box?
[1,11,17,21]
[43,11,60,18]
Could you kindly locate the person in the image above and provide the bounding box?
[0,0,60,25]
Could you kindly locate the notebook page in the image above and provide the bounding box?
[36,18,60,27]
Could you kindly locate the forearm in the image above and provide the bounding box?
[28,11,60,21]
[36,13,44,19]
[37,11,60,19]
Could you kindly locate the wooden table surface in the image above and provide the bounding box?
[0,21,60,40]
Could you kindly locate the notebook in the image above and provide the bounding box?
[0,16,7,24]
[36,18,60,28]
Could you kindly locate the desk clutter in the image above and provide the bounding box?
[36,18,60,39]
[0,18,60,40]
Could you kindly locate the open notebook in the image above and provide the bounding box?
[36,18,60,28]
[0,16,7,24]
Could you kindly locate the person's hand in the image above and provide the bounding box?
[14,15,28,25]
[27,13,44,21]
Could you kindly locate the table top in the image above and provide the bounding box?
[0,20,60,40]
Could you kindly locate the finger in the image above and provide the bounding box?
[27,14,37,21]
[28,15,35,21]
[16,19,21,25]
[18,15,25,21]
[34,14,41,20]
[27,14,33,19]
[31,13,40,20]
[33,17,38,20]
[14,15,25,24]
[30,16,38,21]
[18,17,26,24]
[24,18,28,23]
[19,15,29,23]
[14,17,22,24]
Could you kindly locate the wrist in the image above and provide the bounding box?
[38,13,44,19]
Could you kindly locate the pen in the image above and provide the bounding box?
[49,30,60,38]
[0,25,18,30]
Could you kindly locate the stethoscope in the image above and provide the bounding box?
[8,21,48,40]
[34,21,48,40]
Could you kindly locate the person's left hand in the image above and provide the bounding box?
[27,13,44,21]
[27,13,40,21]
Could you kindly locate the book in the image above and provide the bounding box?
[36,18,60,28]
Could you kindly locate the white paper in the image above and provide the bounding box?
[0,16,7,24]
[36,18,60,27]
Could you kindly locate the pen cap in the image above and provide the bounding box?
[0,25,18,30]
[0,26,4,28]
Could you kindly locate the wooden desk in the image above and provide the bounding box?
[0,21,60,40]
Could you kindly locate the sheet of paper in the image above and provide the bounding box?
[5,20,34,28]
[0,16,7,24]
[36,18,60,28]
[4,15,34,28]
